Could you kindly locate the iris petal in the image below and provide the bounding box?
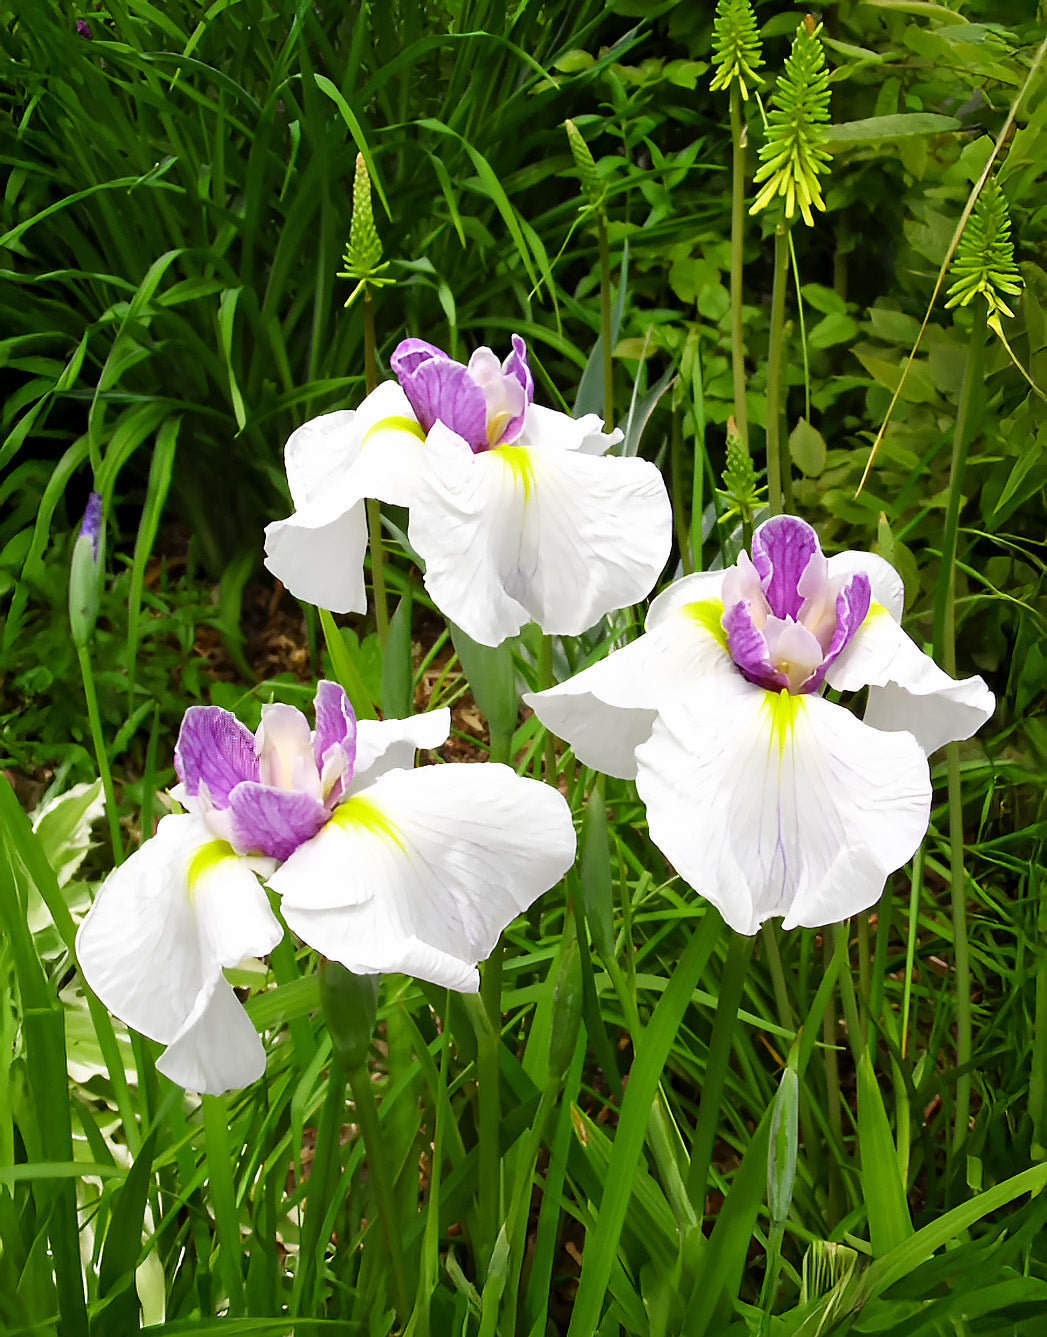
[175,707,258,806]
[270,764,576,991]
[636,684,932,934]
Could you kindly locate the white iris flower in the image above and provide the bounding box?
[526,515,995,936]
[76,684,576,1093]
[263,335,672,646]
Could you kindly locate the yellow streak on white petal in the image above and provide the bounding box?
[362,415,426,447]
[187,839,237,903]
[329,794,407,850]
[682,598,728,648]
[490,444,534,502]
[762,688,804,759]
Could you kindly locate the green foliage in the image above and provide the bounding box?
[751,20,832,226]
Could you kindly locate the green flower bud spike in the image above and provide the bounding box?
[945,178,1023,331]
[751,18,831,227]
[565,118,606,217]
[337,152,392,309]
[718,415,762,547]
[947,178,1045,400]
[710,0,764,100]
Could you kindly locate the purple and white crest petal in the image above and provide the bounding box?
[390,337,447,382]
[175,707,258,806]
[723,600,786,691]
[405,355,488,448]
[313,680,357,797]
[499,334,533,443]
[808,571,872,690]
[227,782,330,861]
[752,515,822,620]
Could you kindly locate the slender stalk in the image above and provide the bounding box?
[363,289,390,646]
[764,223,790,516]
[670,411,694,574]
[467,982,502,1274]
[346,1061,412,1320]
[933,304,986,1153]
[823,932,844,1220]
[1031,860,1047,1157]
[201,1095,247,1316]
[729,83,749,449]
[686,931,755,1212]
[76,643,123,866]
[597,214,614,429]
[538,634,557,783]
[760,922,795,1032]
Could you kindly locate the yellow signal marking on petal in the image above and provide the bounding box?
[762,689,804,756]
[329,794,406,850]
[362,415,426,447]
[682,599,728,648]
[187,839,238,899]
[490,444,534,502]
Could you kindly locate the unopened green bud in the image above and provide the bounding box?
[320,959,379,1071]
[946,178,1023,323]
[337,152,391,307]
[69,491,104,648]
[565,118,606,216]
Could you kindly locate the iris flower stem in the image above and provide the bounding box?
[468,980,502,1275]
[832,922,863,1067]
[760,922,795,1032]
[686,930,755,1213]
[363,289,390,647]
[346,1060,412,1321]
[729,83,749,450]
[598,214,614,430]
[764,223,790,517]
[539,634,557,783]
[75,643,123,866]
[933,303,986,1154]
[822,933,844,1221]
[201,1095,247,1316]
[671,412,694,574]
[476,946,505,1267]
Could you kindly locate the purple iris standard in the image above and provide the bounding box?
[264,334,672,646]
[527,514,995,936]
[76,684,576,1094]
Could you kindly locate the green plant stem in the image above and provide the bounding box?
[1032,859,1047,1158]
[75,643,123,866]
[764,223,790,517]
[597,214,613,428]
[729,83,749,449]
[201,1095,247,1316]
[686,931,755,1212]
[933,303,986,1154]
[823,932,844,1220]
[346,1060,412,1321]
[318,606,378,717]
[539,634,557,783]
[670,411,694,573]
[760,922,795,1032]
[476,947,503,1274]
[362,289,390,647]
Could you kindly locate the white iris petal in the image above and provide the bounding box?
[270,763,576,991]
[75,815,282,1094]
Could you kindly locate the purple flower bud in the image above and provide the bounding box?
[69,491,105,647]
[76,18,93,38]
[80,491,103,560]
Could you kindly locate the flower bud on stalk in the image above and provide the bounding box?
[69,491,104,648]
